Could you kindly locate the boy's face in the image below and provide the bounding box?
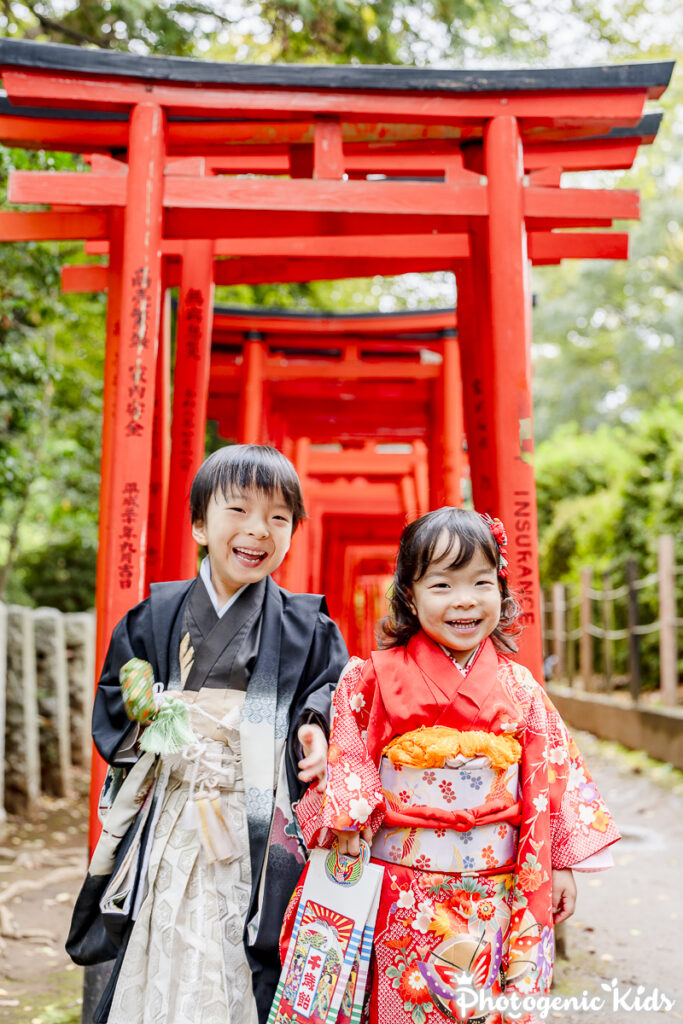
[192,486,293,601]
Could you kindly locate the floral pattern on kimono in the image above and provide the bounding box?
[289,634,620,1024]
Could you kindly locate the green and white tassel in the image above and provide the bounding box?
[139,694,196,755]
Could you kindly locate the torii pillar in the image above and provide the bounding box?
[91,102,165,850]
[459,115,542,676]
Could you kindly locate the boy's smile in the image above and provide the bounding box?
[191,486,293,605]
[409,536,502,666]
[233,545,268,568]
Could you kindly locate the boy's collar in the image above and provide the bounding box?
[199,557,248,618]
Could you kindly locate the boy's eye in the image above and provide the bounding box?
[228,506,246,513]
[273,514,290,523]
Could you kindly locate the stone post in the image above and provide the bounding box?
[64,611,95,768]
[5,605,40,815]
[34,607,72,797]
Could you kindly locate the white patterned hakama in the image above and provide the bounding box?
[108,689,259,1024]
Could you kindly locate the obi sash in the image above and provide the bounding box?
[372,755,521,873]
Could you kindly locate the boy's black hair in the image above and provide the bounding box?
[190,444,307,532]
[379,506,520,653]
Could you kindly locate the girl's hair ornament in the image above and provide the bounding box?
[478,512,510,578]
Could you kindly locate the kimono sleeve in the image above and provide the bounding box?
[289,610,349,738]
[296,658,385,849]
[91,599,155,765]
[525,681,621,869]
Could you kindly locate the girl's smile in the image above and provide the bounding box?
[409,535,502,666]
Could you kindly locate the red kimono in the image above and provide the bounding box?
[286,633,620,1024]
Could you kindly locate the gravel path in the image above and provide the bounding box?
[551,731,683,1024]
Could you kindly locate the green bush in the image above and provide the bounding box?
[6,535,96,612]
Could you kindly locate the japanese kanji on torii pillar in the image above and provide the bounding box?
[0,38,673,846]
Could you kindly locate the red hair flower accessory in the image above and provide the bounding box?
[479,512,509,578]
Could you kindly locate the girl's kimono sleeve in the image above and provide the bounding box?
[519,668,621,869]
[296,657,385,849]
[545,687,621,868]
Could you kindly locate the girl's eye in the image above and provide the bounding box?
[430,582,449,590]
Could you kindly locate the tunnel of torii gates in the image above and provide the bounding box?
[0,38,673,845]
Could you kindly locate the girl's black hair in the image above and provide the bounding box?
[379,506,520,654]
[190,444,307,532]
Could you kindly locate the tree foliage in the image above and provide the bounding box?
[535,399,683,688]
[2,0,675,65]
[0,146,104,608]
[1,0,228,55]
[536,400,683,582]
[531,63,683,443]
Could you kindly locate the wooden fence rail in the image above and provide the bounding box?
[0,601,94,825]
[543,533,682,705]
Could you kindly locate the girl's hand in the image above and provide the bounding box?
[297,723,328,793]
[552,868,577,924]
[333,827,373,857]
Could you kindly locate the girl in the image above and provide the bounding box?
[288,507,619,1024]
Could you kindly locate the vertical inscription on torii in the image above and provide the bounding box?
[513,491,535,628]
[118,265,152,589]
[126,267,152,437]
[179,288,204,473]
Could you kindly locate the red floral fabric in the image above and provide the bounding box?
[289,634,620,1024]
[296,656,386,849]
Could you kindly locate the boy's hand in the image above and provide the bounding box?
[552,868,577,924]
[297,723,328,793]
[333,827,373,857]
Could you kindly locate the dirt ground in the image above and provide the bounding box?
[0,736,681,1024]
[0,773,88,1024]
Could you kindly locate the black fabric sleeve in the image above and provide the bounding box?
[91,599,157,765]
[286,611,349,796]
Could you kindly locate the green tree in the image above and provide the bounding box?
[535,400,683,689]
[0,146,104,608]
[531,60,683,443]
[0,0,228,55]
[2,0,675,65]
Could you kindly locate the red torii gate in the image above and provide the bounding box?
[0,39,673,846]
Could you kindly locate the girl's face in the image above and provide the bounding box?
[409,532,501,666]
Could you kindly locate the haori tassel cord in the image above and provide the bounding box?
[119,657,196,755]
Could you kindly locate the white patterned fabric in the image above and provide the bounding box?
[372,757,520,873]
[107,689,258,1024]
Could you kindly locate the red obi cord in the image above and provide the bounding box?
[381,796,522,833]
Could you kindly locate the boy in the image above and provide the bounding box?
[90,444,349,1024]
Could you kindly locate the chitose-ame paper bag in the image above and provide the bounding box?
[269,844,383,1024]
